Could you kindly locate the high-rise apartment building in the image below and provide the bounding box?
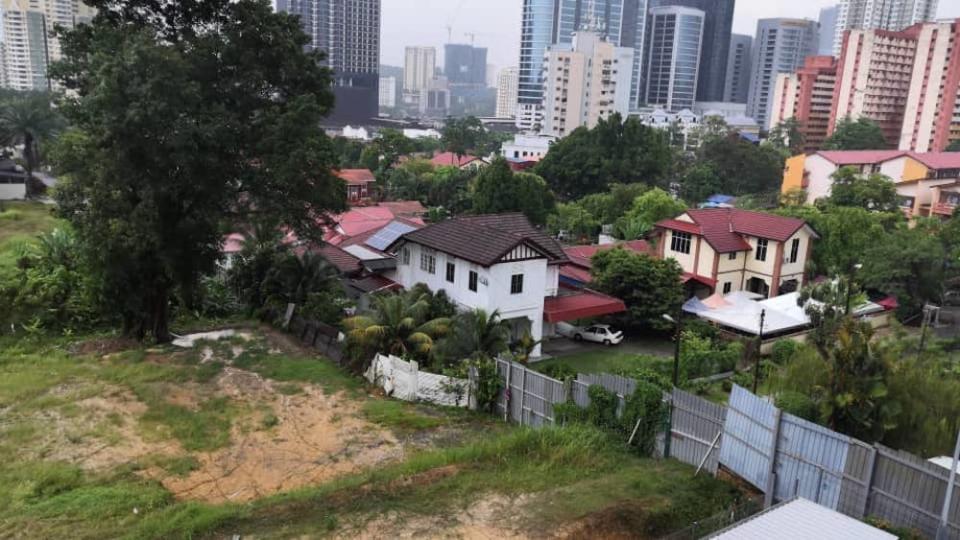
[444,44,487,86]
[541,30,634,138]
[832,0,938,55]
[769,56,838,152]
[276,0,381,125]
[496,67,519,118]
[645,6,705,112]
[831,21,960,152]
[403,46,436,93]
[1,0,96,91]
[818,6,839,56]
[379,76,397,108]
[650,0,735,102]
[516,0,648,131]
[746,19,819,132]
[723,34,753,104]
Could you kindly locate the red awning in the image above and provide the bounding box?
[682,272,717,288]
[543,290,627,323]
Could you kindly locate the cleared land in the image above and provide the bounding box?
[0,326,740,538]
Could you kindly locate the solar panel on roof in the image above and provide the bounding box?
[365,220,417,252]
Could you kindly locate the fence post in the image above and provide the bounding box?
[936,429,960,540]
[518,366,527,426]
[468,366,479,411]
[503,360,511,422]
[410,360,419,401]
[763,407,783,508]
[859,446,878,519]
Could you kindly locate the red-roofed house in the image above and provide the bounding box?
[559,241,652,287]
[430,151,487,170]
[782,151,960,218]
[335,169,377,203]
[654,209,818,298]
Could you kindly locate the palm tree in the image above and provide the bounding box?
[512,331,543,364]
[439,308,512,363]
[0,91,63,198]
[344,291,450,362]
[262,252,338,307]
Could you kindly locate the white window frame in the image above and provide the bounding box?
[670,231,692,254]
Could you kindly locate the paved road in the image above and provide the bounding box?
[542,334,674,358]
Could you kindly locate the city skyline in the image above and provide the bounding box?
[380,0,960,78]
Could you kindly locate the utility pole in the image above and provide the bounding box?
[936,429,960,540]
[753,309,766,394]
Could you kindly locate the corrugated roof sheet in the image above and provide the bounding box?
[543,290,627,323]
[710,498,895,540]
[335,169,376,185]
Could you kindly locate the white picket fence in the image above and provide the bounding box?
[364,354,471,408]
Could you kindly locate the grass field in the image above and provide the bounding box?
[533,350,669,375]
[0,327,742,538]
[0,200,59,281]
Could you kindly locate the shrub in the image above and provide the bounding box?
[776,391,818,421]
[540,363,576,382]
[771,340,800,364]
[586,385,619,430]
[621,380,669,456]
[680,331,742,380]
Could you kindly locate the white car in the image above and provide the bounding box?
[568,324,624,346]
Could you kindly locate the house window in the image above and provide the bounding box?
[468,271,478,292]
[728,252,736,260]
[510,274,524,294]
[789,238,800,264]
[670,231,692,254]
[723,282,732,294]
[446,262,455,283]
[420,251,436,274]
[755,238,768,261]
[401,247,410,265]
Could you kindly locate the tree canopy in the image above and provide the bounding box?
[534,113,674,200]
[696,134,785,196]
[823,117,888,150]
[472,157,555,225]
[50,0,347,342]
[826,167,899,212]
[591,248,684,331]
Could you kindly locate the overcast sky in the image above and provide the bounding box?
[380,0,960,76]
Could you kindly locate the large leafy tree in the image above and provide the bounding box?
[472,157,555,224]
[591,248,684,331]
[50,0,347,342]
[622,188,687,237]
[441,116,485,159]
[826,167,899,212]
[697,134,785,195]
[860,226,946,317]
[767,118,805,156]
[534,113,674,200]
[823,117,888,150]
[0,91,64,198]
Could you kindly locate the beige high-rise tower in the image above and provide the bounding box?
[1,0,96,91]
[540,30,634,137]
[495,67,518,119]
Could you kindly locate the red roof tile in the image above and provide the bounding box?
[657,209,810,254]
[335,169,376,185]
[816,150,906,165]
[682,272,717,288]
[543,289,627,323]
[561,241,653,284]
[560,265,593,284]
[907,152,960,170]
[431,152,481,168]
[378,200,427,216]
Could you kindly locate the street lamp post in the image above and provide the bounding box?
[662,310,683,459]
[753,309,766,394]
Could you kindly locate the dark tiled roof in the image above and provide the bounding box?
[656,209,810,254]
[389,213,567,267]
[315,244,362,274]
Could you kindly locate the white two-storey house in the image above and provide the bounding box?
[654,208,818,299]
[386,214,626,356]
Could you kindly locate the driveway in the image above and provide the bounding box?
[541,334,674,359]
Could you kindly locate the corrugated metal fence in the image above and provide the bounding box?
[494,360,960,539]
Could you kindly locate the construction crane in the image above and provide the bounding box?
[464,32,476,45]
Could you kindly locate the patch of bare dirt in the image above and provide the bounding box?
[559,501,656,540]
[42,387,183,469]
[155,369,402,503]
[345,494,535,540]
